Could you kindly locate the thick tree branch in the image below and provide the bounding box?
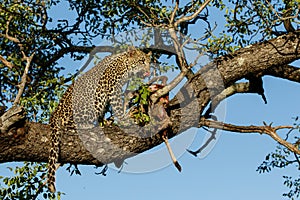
[0,121,170,165]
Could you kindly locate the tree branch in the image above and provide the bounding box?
[150,27,193,103]
[265,64,300,83]
[0,55,15,69]
[36,45,115,69]
[170,0,179,24]
[13,52,35,105]
[199,118,298,154]
[174,0,212,27]
[204,82,250,116]
[0,15,23,51]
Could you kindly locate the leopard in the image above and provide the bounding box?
[47,48,151,193]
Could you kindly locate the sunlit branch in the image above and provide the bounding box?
[170,0,179,24]
[0,55,15,69]
[150,67,188,103]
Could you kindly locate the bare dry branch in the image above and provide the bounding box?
[187,126,217,157]
[200,118,299,154]
[150,68,188,103]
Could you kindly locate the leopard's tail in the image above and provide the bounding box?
[47,126,61,193]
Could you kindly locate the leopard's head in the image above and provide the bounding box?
[126,48,151,77]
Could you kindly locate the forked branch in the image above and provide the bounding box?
[174,0,212,27]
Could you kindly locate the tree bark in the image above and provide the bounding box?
[1,31,300,165]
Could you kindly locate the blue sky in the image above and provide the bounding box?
[1,1,300,200]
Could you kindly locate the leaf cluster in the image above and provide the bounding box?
[0,162,63,200]
[224,0,300,46]
[257,117,300,199]
[283,176,300,199]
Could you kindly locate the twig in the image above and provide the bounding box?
[170,0,179,24]
[187,126,217,157]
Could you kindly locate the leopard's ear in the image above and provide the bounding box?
[127,46,137,56]
[127,46,136,51]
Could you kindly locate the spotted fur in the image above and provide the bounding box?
[47,48,151,192]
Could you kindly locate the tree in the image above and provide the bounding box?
[0,0,300,199]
